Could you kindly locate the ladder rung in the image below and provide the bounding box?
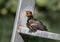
[17,26,60,40]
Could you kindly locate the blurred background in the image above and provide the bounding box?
[0,0,60,42]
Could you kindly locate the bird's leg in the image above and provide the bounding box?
[29,28,37,33]
[31,29,37,33]
[29,29,33,33]
[31,26,37,32]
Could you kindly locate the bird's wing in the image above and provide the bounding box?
[30,23,38,30]
[36,21,48,31]
[31,20,47,30]
[26,18,47,31]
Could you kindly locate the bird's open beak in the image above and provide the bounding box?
[25,12,31,17]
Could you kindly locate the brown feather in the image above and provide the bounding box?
[26,11,47,32]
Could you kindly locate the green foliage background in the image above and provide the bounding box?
[0,0,60,42]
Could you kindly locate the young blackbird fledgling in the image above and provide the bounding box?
[25,11,48,32]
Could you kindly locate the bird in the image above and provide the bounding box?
[25,11,48,32]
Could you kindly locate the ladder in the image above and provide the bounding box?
[11,0,60,42]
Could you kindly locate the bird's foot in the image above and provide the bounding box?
[29,30,37,33]
[29,30,33,33]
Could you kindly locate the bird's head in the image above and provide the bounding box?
[25,11,32,17]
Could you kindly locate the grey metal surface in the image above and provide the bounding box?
[11,0,35,42]
[17,27,60,40]
[11,0,24,42]
[14,32,24,42]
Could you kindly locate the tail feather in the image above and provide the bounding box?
[44,26,48,31]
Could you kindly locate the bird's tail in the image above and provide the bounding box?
[44,26,48,31]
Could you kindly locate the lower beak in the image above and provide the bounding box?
[25,14,30,17]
